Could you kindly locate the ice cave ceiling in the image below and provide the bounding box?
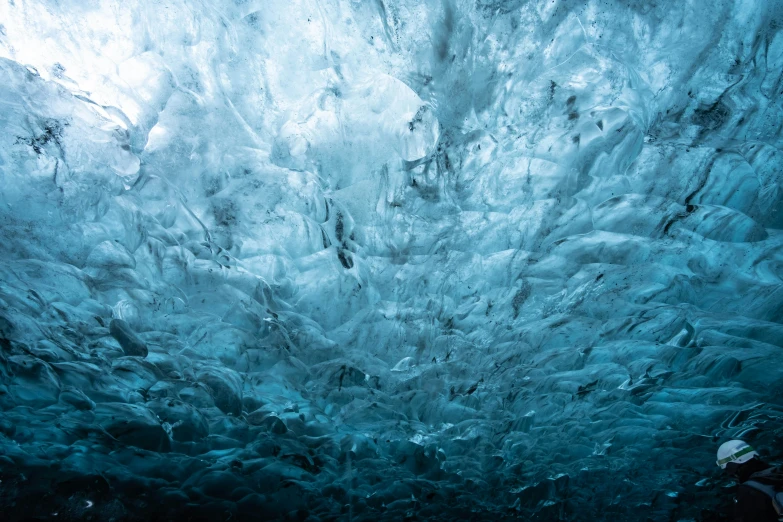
[0,0,782,520]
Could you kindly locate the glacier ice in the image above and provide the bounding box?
[0,0,782,520]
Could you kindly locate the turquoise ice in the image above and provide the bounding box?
[0,0,781,520]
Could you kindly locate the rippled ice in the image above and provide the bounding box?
[0,0,782,520]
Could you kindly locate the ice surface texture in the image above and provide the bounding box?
[0,0,782,520]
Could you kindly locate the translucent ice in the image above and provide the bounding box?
[0,0,782,520]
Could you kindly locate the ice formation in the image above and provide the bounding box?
[0,0,782,520]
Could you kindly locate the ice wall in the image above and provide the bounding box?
[0,0,782,520]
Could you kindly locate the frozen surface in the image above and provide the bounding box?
[0,0,782,520]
